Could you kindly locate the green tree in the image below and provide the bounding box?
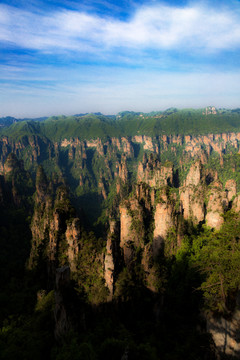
[191,213,240,313]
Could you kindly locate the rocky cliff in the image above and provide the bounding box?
[29,165,81,279]
[2,129,240,359]
[1,131,240,203]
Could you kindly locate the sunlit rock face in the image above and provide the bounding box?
[179,161,205,224]
[137,156,173,188]
[180,187,205,224]
[207,308,240,358]
[225,179,237,201]
[205,182,228,230]
[233,194,240,212]
[104,220,119,299]
[153,192,174,257]
[184,161,202,187]
[119,198,145,264]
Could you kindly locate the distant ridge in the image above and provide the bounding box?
[1,107,240,141]
[0,116,48,128]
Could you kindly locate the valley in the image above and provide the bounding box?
[1,109,240,359]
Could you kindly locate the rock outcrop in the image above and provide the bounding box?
[0,131,240,212]
[137,155,173,188]
[207,308,240,358]
[225,179,237,202]
[184,161,202,187]
[104,220,120,299]
[180,187,205,224]
[153,190,175,257]
[29,166,81,278]
[205,182,228,230]
[232,194,240,213]
[180,161,205,224]
[65,218,81,271]
[119,198,145,264]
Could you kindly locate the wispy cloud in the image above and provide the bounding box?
[1,65,240,117]
[0,2,240,56]
[1,1,240,117]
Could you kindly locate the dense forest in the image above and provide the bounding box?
[1,107,240,141]
[1,108,240,359]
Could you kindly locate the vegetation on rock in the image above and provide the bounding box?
[1,109,240,358]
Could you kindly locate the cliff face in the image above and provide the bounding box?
[179,161,236,230]
[153,191,175,257]
[1,132,240,202]
[0,153,34,206]
[0,135,50,171]
[104,154,240,300]
[104,219,120,299]
[180,161,205,224]
[137,156,173,187]
[205,181,228,230]
[29,166,81,277]
[65,219,81,270]
[207,307,240,358]
[2,129,240,358]
[119,198,145,264]
[105,161,176,293]
[3,134,238,300]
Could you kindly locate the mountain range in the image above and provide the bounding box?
[1,107,240,359]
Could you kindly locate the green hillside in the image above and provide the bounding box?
[1,108,240,141]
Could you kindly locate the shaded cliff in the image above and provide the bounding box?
[2,118,240,359]
[0,130,240,233]
[30,168,76,271]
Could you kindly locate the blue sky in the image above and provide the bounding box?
[0,0,240,117]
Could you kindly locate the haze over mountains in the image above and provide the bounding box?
[1,107,240,139]
[1,107,240,128]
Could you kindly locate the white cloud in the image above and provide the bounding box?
[0,2,240,54]
[1,2,240,117]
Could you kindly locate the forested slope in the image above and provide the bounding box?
[1,108,240,141]
[1,108,240,359]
